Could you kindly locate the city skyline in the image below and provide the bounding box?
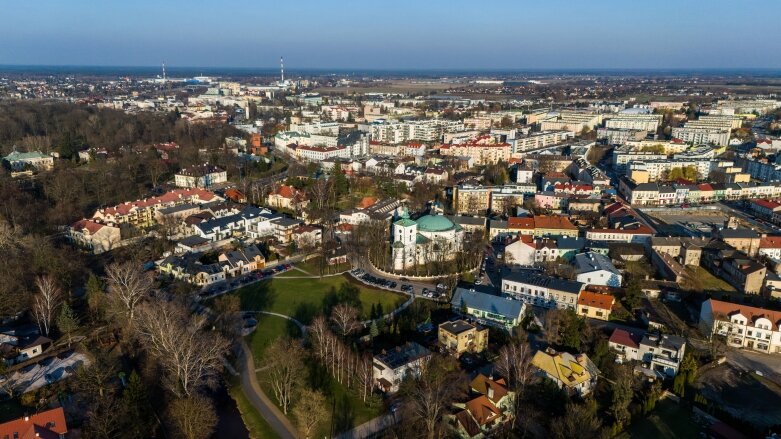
[3,0,781,70]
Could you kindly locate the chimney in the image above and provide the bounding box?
[487,384,495,400]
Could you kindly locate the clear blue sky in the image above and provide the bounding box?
[2,0,780,70]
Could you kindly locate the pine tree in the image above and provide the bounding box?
[123,370,153,438]
[370,320,379,339]
[56,303,79,347]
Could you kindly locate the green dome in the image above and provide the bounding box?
[416,215,455,232]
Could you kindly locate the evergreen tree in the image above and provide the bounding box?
[123,370,153,438]
[56,303,79,347]
[370,320,379,339]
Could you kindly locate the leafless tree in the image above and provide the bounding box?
[264,338,306,414]
[355,354,374,403]
[495,331,534,428]
[167,394,218,439]
[105,261,153,322]
[32,275,62,336]
[331,303,359,337]
[134,300,228,398]
[400,356,466,439]
[293,388,328,439]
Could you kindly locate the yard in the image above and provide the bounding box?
[686,267,736,293]
[231,274,405,323]
[618,398,704,439]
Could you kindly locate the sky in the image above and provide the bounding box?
[2,0,780,70]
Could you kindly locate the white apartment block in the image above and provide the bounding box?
[511,130,574,154]
[501,272,584,311]
[604,114,662,132]
[539,112,602,132]
[671,126,730,146]
[700,299,781,354]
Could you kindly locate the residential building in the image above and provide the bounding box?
[574,252,623,287]
[217,244,265,277]
[67,219,121,254]
[576,291,615,321]
[700,299,781,354]
[0,407,68,439]
[267,185,309,212]
[451,287,526,330]
[91,188,222,228]
[671,126,730,146]
[450,375,515,439]
[373,342,432,393]
[531,349,599,396]
[604,113,662,131]
[438,320,489,357]
[501,271,584,310]
[174,163,227,188]
[608,329,687,376]
[2,150,54,171]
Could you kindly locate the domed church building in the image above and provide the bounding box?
[391,210,465,271]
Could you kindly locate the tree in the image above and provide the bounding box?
[609,364,634,430]
[673,373,686,397]
[264,338,306,414]
[642,380,663,414]
[494,331,534,428]
[105,261,153,323]
[551,400,603,439]
[400,355,465,439]
[369,320,379,339]
[167,394,218,439]
[122,370,154,438]
[56,303,79,346]
[134,299,229,397]
[32,275,62,336]
[680,352,698,385]
[331,303,360,337]
[212,294,242,340]
[86,273,106,322]
[293,388,328,439]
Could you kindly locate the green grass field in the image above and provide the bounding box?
[247,314,301,367]
[688,267,736,293]
[232,274,405,323]
[619,398,703,439]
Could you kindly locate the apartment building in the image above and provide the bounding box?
[700,299,781,354]
[174,163,227,188]
[539,111,602,132]
[671,126,730,146]
[597,128,648,145]
[604,113,662,131]
[439,138,511,165]
[451,287,526,330]
[510,130,574,154]
[502,271,584,310]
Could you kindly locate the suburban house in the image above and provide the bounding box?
[0,407,68,439]
[501,271,584,310]
[449,375,515,438]
[438,320,489,357]
[291,225,323,249]
[503,236,559,267]
[574,252,623,287]
[174,163,227,188]
[531,349,600,396]
[700,299,781,354]
[608,329,687,377]
[157,254,226,286]
[373,342,432,393]
[451,287,526,331]
[0,332,52,365]
[67,219,122,254]
[576,291,615,321]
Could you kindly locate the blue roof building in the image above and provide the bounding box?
[451,287,526,331]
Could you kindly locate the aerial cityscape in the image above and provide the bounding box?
[2,2,781,439]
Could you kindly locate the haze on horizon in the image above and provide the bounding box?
[3,0,780,71]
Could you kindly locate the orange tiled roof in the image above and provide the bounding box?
[577,291,615,311]
[0,408,67,439]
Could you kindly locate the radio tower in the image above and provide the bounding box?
[162,61,167,82]
[280,57,285,82]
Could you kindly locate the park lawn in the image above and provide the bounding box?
[233,275,405,322]
[618,398,703,439]
[228,380,281,439]
[687,267,736,293]
[313,375,384,438]
[247,314,302,367]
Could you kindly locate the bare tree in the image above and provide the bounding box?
[264,338,306,414]
[331,303,359,337]
[105,261,153,322]
[400,356,465,439]
[167,394,218,439]
[134,300,228,397]
[355,354,374,403]
[32,275,62,336]
[293,388,328,439]
[494,331,534,428]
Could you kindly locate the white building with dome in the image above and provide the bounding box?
[391,211,465,271]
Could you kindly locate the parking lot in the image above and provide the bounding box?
[1,350,89,395]
[348,268,449,301]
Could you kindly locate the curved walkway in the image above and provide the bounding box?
[254,311,307,336]
[238,338,298,439]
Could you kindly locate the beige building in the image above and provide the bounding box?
[438,320,488,357]
[576,291,615,321]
